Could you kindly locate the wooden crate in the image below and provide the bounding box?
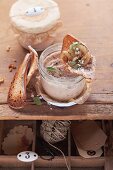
[0,120,111,170]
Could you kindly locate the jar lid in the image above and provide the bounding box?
[10,0,60,34]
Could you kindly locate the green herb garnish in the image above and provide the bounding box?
[68,61,76,67]
[74,64,81,70]
[47,67,56,72]
[69,42,80,50]
[33,96,42,106]
[68,61,81,70]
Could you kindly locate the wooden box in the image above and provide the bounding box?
[0,120,111,170]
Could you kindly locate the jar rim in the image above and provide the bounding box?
[38,43,84,83]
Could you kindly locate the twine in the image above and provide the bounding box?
[40,120,71,143]
[40,120,71,170]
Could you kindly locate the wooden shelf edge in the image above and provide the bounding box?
[35,156,105,168]
[0,104,113,120]
[0,155,32,167]
[0,156,105,168]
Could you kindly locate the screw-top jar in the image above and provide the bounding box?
[10,0,62,51]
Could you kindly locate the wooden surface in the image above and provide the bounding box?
[0,0,113,120]
[0,156,104,168]
[105,157,113,170]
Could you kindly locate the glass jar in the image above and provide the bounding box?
[9,0,62,51]
[39,43,86,101]
[12,25,61,51]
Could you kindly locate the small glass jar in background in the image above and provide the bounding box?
[9,0,62,51]
[39,43,86,101]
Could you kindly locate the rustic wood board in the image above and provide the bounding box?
[105,157,113,170]
[0,0,113,120]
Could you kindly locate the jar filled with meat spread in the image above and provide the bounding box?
[39,43,86,101]
[9,0,62,51]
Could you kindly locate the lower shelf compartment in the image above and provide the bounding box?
[0,120,112,170]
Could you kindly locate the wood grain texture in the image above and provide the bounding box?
[105,157,113,170]
[34,156,104,168]
[0,156,104,168]
[0,0,113,119]
[0,104,113,120]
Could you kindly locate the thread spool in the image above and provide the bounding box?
[40,120,71,144]
[40,120,71,170]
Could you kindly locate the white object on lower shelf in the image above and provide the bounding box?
[76,145,103,159]
[17,151,38,162]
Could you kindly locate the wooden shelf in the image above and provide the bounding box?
[0,156,105,168]
[0,0,113,121]
[0,120,107,169]
[0,1,113,169]
[0,103,113,120]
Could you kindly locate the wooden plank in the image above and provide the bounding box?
[71,156,104,168]
[87,94,113,104]
[34,156,104,168]
[1,93,113,105]
[31,121,37,170]
[0,121,4,154]
[105,157,113,170]
[34,168,103,170]
[68,129,71,170]
[0,104,113,120]
[0,156,32,167]
[0,0,113,105]
[0,156,104,168]
[0,0,113,120]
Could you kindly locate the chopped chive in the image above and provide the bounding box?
[69,61,81,70]
[33,96,42,106]
[47,67,56,72]
[73,64,81,70]
[68,61,76,67]
[69,42,80,50]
